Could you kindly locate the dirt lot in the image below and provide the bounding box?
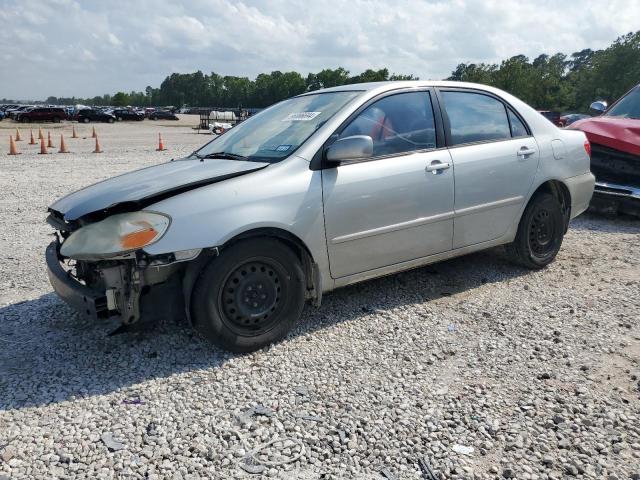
[0,119,639,479]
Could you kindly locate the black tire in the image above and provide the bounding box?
[107,117,114,124]
[21,117,30,123]
[191,238,306,353]
[53,117,61,123]
[507,192,564,269]
[83,117,90,123]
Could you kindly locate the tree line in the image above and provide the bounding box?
[448,31,639,112]
[10,31,639,112]
[35,68,415,109]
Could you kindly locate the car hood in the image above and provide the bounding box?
[568,116,640,156]
[50,158,269,221]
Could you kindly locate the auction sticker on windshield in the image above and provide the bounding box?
[282,112,321,121]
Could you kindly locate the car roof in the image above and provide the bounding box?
[299,80,508,95]
[298,80,559,136]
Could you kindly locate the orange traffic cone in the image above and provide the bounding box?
[72,125,78,138]
[59,134,69,153]
[15,128,22,141]
[93,135,103,153]
[38,128,44,140]
[38,137,48,154]
[29,129,36,145]
[156,133,166,151]
[47,131,54,148]
[91,126,97,138]
[8,135,20,155]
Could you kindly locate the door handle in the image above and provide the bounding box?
[425,161,451,173]
[517,147,536,157]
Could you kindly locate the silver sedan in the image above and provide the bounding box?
[46,81,595,352]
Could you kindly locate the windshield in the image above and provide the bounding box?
[193,91,362,162]
[606,86,640,119]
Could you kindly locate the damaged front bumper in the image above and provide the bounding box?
[592,182,640,217]
[46,241,109,320]
[590,143,640,216]
[46,239,187,324]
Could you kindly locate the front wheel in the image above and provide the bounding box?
[507,192,565,269]
[83,117,90,123]
[107,118,114,123]
[191,238,306,353]
[53,117,61,123]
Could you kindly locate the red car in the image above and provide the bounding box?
[568,84,640,216]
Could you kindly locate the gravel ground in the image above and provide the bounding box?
[1,119,639,480]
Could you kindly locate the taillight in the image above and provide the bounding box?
[584,139,591,158]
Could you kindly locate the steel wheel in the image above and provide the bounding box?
[192,238,306,353]
[219,259,284,336]
[528,208,556,256]
[507,192,564,269]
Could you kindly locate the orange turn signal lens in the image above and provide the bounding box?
[120,224,158,249]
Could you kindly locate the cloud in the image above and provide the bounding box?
[1,0,639,99]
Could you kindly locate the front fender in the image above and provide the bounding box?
[142,158,333,291]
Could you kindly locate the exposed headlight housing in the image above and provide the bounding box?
[60,211,170,259]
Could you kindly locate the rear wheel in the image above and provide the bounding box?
[21,117,30,123]
[83,117,90,123]
[107,117,114,124]
[507,192,564,269]
[191,238,306,353]
[53,117,61,123]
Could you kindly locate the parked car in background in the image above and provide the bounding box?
[1,104,20,117]
[568,84,640,216]
[46,81,594,353]
[560,113,590,127]
[149,110,179,120]
[538,110,562,126]
[0,110,4,121]
[76,108,116,123]
[7,105,34,120]
[112,108,144,121]
[17,107,67,123]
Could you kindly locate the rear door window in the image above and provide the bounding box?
[441,91,511,145]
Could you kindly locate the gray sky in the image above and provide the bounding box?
[1,0,638,99]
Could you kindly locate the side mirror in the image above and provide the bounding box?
[325,135,373,165]
[589,101,607,114]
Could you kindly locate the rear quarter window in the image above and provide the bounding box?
[508,109,528,137]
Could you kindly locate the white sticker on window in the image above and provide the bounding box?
[282,111,321,122]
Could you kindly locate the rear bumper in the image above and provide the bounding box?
[565,172,595,219]
[46,241,108,320]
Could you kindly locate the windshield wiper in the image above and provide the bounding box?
[192,151,247,161]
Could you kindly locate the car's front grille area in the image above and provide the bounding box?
[590,143,640,187]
